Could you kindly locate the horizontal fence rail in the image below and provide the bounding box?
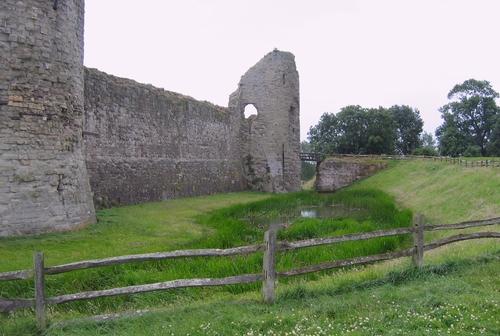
[276,249,415,278]
[47,274,264,306]
[276,227,414,251]
[1,215,499,329]
[45,244,265,275]
[0,269,34,282]
[321,153,500,168]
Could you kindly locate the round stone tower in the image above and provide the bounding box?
[0,0,95,236]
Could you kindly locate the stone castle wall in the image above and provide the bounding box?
[315,159,388,192]
[229,50,301,193]
[83,68,247,207]
[0,0,95,236]
[0,1,300,236]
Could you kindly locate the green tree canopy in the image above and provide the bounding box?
[412,131,439,156]
[306,112,340,154]
[308,105,402,155]
[420,131,437,149]
[308,105,424,154]
[436,79,500,156]
[388,105,423,155]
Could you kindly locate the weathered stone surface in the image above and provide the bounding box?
[83,68,246,207]
[0,1,301,236]
[229,50,301,193]
[0,0,95,236]
[315,159,388,192]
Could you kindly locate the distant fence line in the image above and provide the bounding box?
[319,153,500,167]
[1,215,500,329]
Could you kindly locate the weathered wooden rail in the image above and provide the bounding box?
[1,215,499,329]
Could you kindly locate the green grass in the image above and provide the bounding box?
[351,159,500,223]
[0,192,271,272]
[2,159,500,335]
[6,251,500,335]
[1,188,411,298]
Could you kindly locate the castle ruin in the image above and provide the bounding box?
[0,0,300,236]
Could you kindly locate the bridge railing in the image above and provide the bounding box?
[299,152,323,162]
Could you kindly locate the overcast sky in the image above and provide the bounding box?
[84,0,500,141]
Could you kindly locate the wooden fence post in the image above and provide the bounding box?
[34,252,46,329]
[412,214,424,268]
[262,230,276,304]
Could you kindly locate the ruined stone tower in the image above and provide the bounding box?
[0,0,95,236]
[230,50,301,193]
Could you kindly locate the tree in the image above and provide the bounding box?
[335,105,370,154]
[300,140,312,153]
[436,79,500,156]
[389,105,423,155]
[412,131,439,156]
[362,107,397,155]
[308,105,398,155]
[421,131,436,148]
[307,112,340,154]
[300,141,316,181]
[485,115,500,156]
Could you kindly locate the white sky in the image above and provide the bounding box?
[84,0,500,141]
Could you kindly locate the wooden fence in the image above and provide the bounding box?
[1,215,500,329]
[322,153,500,167]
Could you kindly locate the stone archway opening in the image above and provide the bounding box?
[244,104,258,119]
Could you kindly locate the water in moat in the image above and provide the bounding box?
[245,205,367,231]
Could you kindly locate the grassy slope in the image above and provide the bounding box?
[352,160,500,223]
[2,160,500,335]
[349,159,500,263]
[40,253,500,336]
[0,192,271,272]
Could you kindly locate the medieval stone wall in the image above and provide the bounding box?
[315,159,388,192]
[83,68,247,207]
[0,1,301,236]
[229,50,301,193]
[0,0,95,236]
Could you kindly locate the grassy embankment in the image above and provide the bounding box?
[2,159,500,335]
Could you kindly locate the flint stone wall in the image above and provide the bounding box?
[0,0,301,237]
[83,68,247,207]
[0,0,95,236]
[229,50,301,193]
[315,159,388,192]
